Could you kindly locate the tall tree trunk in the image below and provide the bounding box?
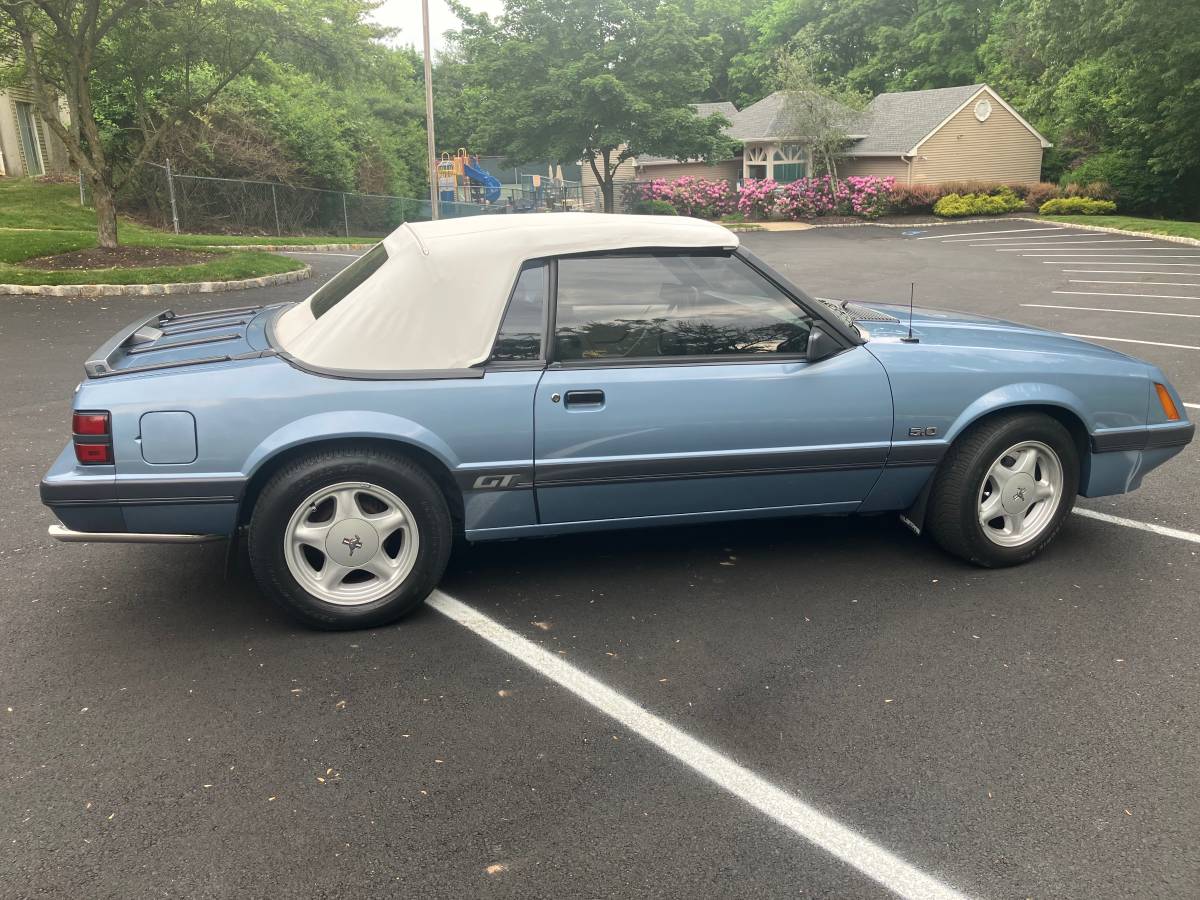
[601,177,615,213]
[601,148,615,213]
[91,176,119,249]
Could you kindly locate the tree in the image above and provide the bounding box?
[451,0,736,213]
[0,0,377,247]
[774,43,868,187]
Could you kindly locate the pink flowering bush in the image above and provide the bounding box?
[639,177,736,218]
[737,179,779,219]
[776,175,895,220]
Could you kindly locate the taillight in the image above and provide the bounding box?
[73,411,110,435]
[73,410,112,465]
[75,443,113,464]
[1154,383,1181,422]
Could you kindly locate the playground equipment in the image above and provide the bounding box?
[437,149,501,205]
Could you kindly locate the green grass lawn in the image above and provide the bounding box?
[0,178,376,285]
[1040,214,1200,240]
[0,249,301,286]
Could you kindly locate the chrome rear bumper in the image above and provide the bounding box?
[49,524,222,544]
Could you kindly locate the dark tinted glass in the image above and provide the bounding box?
[310,243,388,319]
[554,254,812,361]
[491,264,547,361]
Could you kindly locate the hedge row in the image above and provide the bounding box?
[632,175,1117,220]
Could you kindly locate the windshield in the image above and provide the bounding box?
[310,243,388,319]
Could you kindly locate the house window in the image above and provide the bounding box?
[747,165,767,179]
[773,163,806,184]
[14,102,44,176]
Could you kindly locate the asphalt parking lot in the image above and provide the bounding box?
[3,223,1198,899]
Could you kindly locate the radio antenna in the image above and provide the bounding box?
[900,281,919,343]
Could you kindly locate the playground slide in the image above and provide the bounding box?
[462,160,502,204]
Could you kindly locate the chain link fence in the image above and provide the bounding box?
[100,163,507,238]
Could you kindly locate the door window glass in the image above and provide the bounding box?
[491,263,546,361]
[554,254,812,361]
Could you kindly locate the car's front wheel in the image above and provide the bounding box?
[248,447,452,629]
[927,412,1079,567]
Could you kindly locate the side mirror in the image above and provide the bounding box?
[806,325,842,363]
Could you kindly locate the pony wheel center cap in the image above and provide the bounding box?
[326,519,380,567]
[1001,473,1037,515]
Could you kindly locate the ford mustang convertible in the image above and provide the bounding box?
[42,215,1194,628]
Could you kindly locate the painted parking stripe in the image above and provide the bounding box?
[942,233,1101,243]
[992,241,1155,250]
[1073,509,1200,545]
[1054,290,1200,302]
[1023,303,1200,319]
[1062,333,1200,351]
[1186,402,1200,410]
[917,227,1062,240]
[427,590,971,900]
[1068,280,1200,287]
[1024,253,1200,258]
[1049,262,1200,266]
[1062,270,1200,275]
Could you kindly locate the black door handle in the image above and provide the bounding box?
[564,389,605,407]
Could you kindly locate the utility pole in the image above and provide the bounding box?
[421,0,439,220]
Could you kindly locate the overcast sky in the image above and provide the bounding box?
[372,0,505,52]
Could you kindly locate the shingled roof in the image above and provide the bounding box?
[725,91,866,142]
[849,84,986,154]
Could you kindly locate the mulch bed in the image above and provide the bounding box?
[22,246,216,271]
[782,212,1034,226]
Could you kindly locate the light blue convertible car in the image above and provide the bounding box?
[42,215,1193,628]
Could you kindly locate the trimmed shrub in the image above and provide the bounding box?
[1038,197,1117,215]
[632,198,678,216]
[775,175,895,219]
[639,176,736,218]
[1023,182,1062,208]
[737,179,779,219]
[933,187,1025,217]
[890,183,944,214]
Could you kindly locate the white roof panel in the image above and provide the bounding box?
[274,213,738,373]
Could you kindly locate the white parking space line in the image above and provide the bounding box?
[1186,402,1200,410]
[1073,509,1200,545]
[1023,304,1200,319]
[1024,253,1200,258]
[992,241,1154,250]
[1068,280,1200,287]
[427,590,971,900]
[1063,333,1200,351]
[1062,270,1200,276]
[1051,262,1200,267]
[916,226,1063,239]
[942,233,1099,243]
[1054,290,1200,302]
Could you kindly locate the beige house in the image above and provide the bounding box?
[0,82,72,178]
[585,84,1049,201]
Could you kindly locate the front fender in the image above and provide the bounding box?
[943,382,1097,444]
[242,410,461,479]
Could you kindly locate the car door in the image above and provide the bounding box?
[533,251,894,525]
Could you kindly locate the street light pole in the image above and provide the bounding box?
[421,0,439,220]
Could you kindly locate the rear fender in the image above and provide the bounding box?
[243,411,461,478]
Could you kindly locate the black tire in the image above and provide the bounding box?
[927,412,1079,567]
[248,446,453,630]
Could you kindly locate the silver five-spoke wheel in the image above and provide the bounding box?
[283,481,420,606]
[978,440,1063,547]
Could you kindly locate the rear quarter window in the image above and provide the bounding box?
[310,244,388,319]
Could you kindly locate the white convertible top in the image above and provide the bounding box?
[273,213,738,372]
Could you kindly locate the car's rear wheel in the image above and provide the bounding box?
[248,447,452,629]
[927,412,1079,567]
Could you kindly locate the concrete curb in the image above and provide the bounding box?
[791,215,1200,245]
[0,264,312,298]
[1022,218,1200,247]
[203,242,375,252]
